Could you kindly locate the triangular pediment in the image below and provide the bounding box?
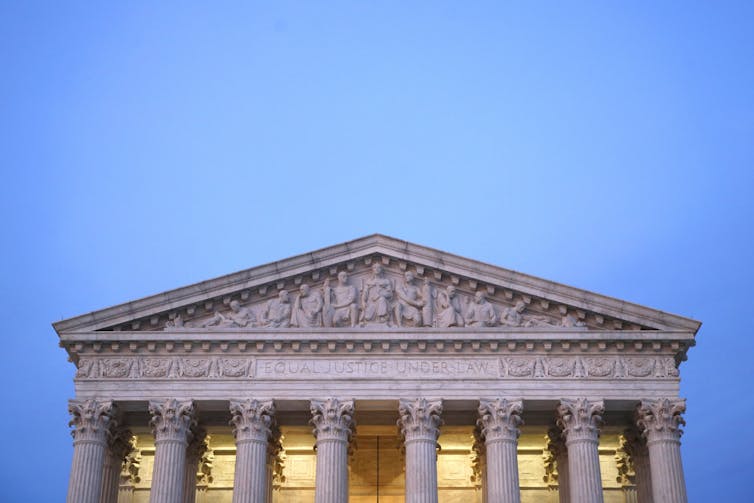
[53,235,700,334]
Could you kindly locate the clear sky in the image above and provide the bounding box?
[1,1,752,501]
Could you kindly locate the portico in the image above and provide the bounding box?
[55,235,699,502]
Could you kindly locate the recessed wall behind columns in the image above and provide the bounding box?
[122,423,631,503]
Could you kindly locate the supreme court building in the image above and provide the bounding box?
[55,235,700,503]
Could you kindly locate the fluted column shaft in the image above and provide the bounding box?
[66,399,115,503]
[100,428,133,503]
[398,398,443,503]
[230,399,275,503]
[633,444,653,503]
[149,399,196,503]
[557,398,605,503]
[637,399,687,503]
[311,398,355,503]
[557,449,570,503]
[478,399,523,503]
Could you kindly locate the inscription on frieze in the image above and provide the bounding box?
[257,358,499,380]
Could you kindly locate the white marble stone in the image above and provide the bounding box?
[148,399,196,503]
[557,398,605,503]
[399,398,443,503]
[478,398,523,503]
[229,399,275,503]
[637,398,687,503]
[311,398,354,503]
[66,399,115,503]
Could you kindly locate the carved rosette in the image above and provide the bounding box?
[556,398,604,444]
[68,399,116,444]
[148,399,196,444]
[310,398,355,443]
[636,398,686,444]
[398,398,443,444]
[229,399,275,443]
[477,398,524,443]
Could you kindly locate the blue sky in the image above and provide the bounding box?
[1,1,752,500]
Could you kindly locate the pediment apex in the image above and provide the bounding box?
[53,235,701,334]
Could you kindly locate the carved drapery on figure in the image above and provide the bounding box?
[154,255,624,333]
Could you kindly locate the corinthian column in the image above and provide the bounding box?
[310,398,355,503]
[471,429,487,503]
[557,398,605,503]
[148,399,196,503]
[398,398,443,503]
[636,398,687,503]
[100,426,133,503]
[230,399,276,503]
[478,399,523,503]
[66,399,115,503]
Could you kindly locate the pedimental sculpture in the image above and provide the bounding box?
[55,235,700,503]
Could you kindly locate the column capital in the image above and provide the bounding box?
[230,399,275,443]
[478,398,523,443]
[636,398,686,443]
[68,398,116,444]
[470,427,485,489]
[108,424,134,461]
[556,398,604,444]
[398,398,443,443]
[120,436,142,487]
[149,399,196,444]
[310,398,355,443]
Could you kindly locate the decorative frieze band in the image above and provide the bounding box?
[74,355,680,381]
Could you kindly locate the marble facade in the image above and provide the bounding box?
[55,235,700,502]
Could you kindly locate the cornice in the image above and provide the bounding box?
[52,235,702,334]
[60,329,694,363]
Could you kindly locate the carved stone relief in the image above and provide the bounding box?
[149,260,627,332]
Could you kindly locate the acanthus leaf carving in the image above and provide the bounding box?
[477,398,524,442]
[556,398,604,443]
[229,399,275,442]
[148,399,196,443]
[635,398,686,442]
[68,398,116,443]
[397,398,443,442]
[310,398,355,442]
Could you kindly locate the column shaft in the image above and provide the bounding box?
[315,438,349,502]
[557,451,570,503]
[68,439,108,503]
[647,439,686,503]
[101,451,122,503]
[634,448,653,503]
[566,437,603,503]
